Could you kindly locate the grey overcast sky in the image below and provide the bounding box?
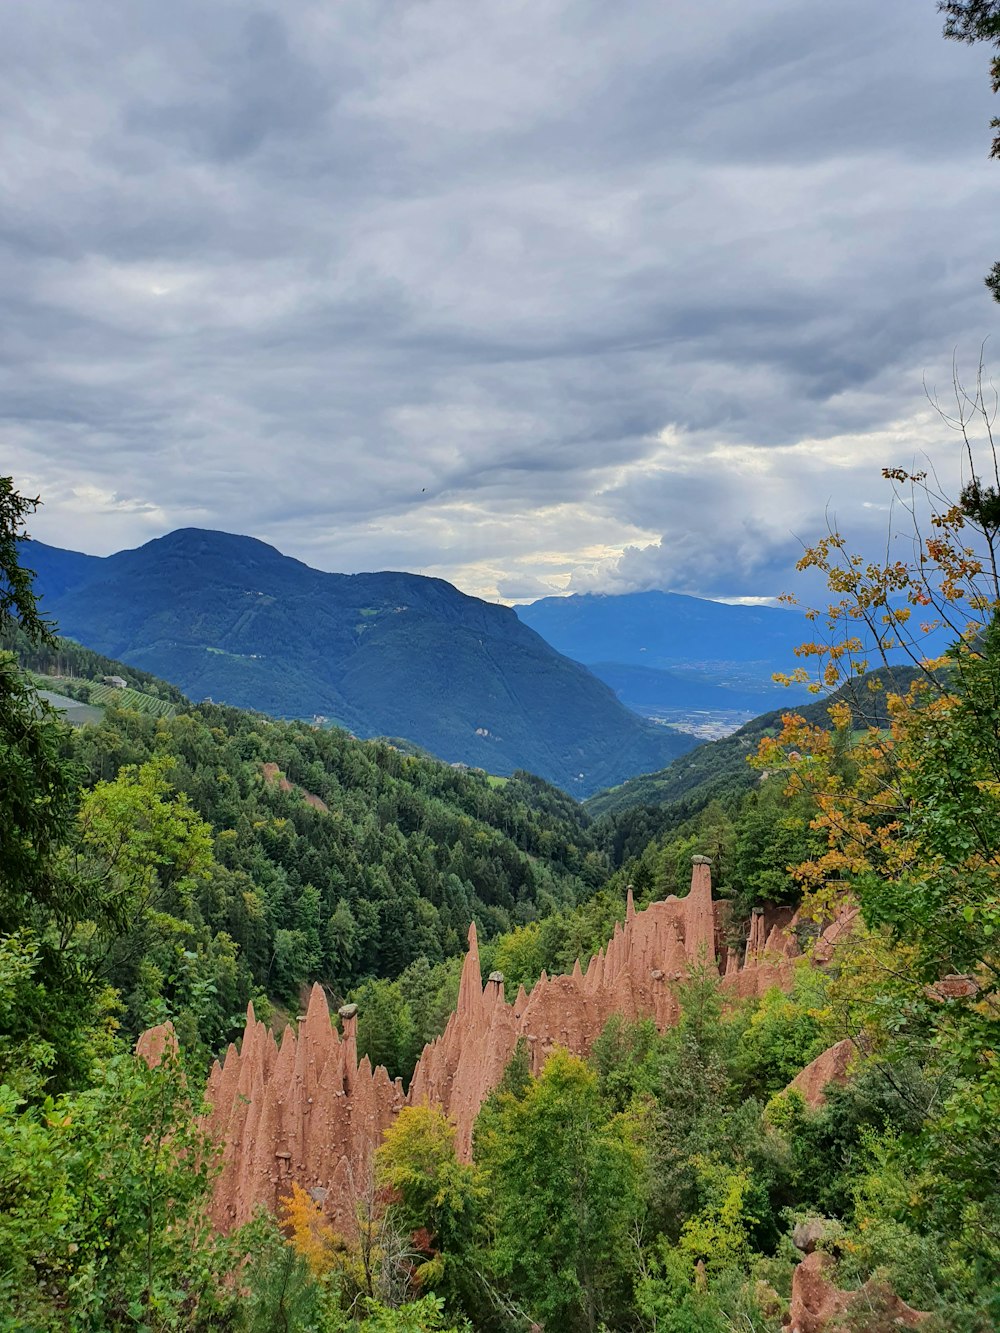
[4,0,998,601]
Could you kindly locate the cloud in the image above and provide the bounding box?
[567,400,989,598]
[494,573,565,602]
[1,0,997,601]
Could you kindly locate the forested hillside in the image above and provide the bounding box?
[0,621,864,1076]
[3,461,1000,1333]
[24,530,696,795]
[586,666,921,820]
[12,669,612,1066]
[4,623,188,705]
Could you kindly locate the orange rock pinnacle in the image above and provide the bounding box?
[146,860,840,1232]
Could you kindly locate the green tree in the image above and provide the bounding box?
[0,479,93,1090]
[648,966,787,1262]
[763,447,1000,1313]
[0,479,73,896]
[590,1015,663,1114]
[729,976,827,1099]
[731,778,820,912]
[353,978,416,1081]
[376,1105,482,1306]
[237,1209,324,1333]
[72,755,224,1050]
[354,1295,470,1332]
[77,755,214,936]
[0,1049,233,1329]
[634,1240,732,1333]
[475,1048,647,1332]
[939,1,1000,299]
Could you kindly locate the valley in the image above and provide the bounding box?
[4,486,999,1330]
[4,0,1000,1326]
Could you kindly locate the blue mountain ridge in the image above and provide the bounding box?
[22,530,699,797]
[517,590,809,675]
[515,589,950,718]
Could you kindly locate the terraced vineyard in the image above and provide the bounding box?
[32,674,179,719]
[86,681,178,716]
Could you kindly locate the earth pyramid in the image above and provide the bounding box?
[146,859,852,1232]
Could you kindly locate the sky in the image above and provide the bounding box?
[4,0,999,603]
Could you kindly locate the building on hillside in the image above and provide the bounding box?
[102,675,127,689]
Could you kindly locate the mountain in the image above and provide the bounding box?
[24,530,697,796]
[516,590,813,728]
[517,589,810,688]
[5,620,621,1046]
[22,540,103,603]
[515,589,950,731]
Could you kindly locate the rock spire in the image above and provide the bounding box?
[148,859,847,1232]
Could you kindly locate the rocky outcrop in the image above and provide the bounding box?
[412,862,732,1158]
[925,973,979,1002]
[163,862,849,1233]
[201,984,405,1233]
[786,1039,856,1109]
[135,1021,178,1068]
[788,1251,927,1332]
[791,1217,842,1255]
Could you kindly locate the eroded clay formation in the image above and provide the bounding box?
[787,1038,856,1110]
[787,1251,927,1332]
[147,860,850,1233]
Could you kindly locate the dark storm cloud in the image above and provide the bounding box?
[2,0,997,599]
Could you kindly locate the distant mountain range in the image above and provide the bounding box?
[23,530,697,796]
[517,590,813,717]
